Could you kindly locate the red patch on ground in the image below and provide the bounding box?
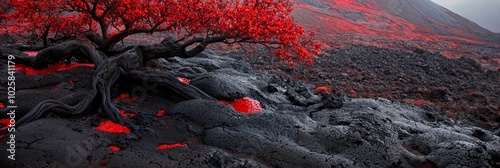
[95,120,131,134]
[118,109,137,117]
[119,109,127,117]
[0,134,5,139]
[404,99,431,106]
[413,99,430,106]
[51,84,61,90]
[220,97,263,113]
[177,77,190,85]
[69,80,74,85]
[0,102,4,109]
[442,51,453,58]
[157,109,166,117]
[112,93,137,102]
[315,86,332,93]
[348,90,358,97]
[157,143,187,150]
[23,51,38,57]
[0,118,10,131]
[108,146,121,152]
[15,63,95,75]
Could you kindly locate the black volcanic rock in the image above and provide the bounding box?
[169,99,244,129]
[1,49,499,167]
[244,44,500,129]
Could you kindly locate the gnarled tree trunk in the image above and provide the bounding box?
[12,38,220,127]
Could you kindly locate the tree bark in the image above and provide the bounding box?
[12,38,218,127]
[14,39,105,69]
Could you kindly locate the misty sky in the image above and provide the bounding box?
[431,0,500,33]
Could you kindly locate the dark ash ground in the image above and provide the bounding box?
[0,45,499,167]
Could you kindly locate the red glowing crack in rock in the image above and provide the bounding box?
[0,118,10,131]
[23,51,38,57]
[119,109,137,117]
[119,109,127,117]
[157,109,166,117]
[177,77,190,85]
[220,97,263,113]
[112,93,137,102]
[95,120,131,134]
[315,86,332,93]
[0,118,10,139]
[157,143,187,150]
[108,146,121,153]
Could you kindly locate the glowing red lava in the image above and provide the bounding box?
[157,143,187,150]
[112,93,137,102]
[119,109,137,117]
[0,118,10,130]
[0,102,4,109]
[119,109,127,117]
[220,97,263,113]
[23,51,38,57]
[157,109,166,117]
[95,120,131,134]
[348,90,358,97]
[108,146,121,152]
[315,86,332,93]
[177,77,190,85]
[15,63,95,75]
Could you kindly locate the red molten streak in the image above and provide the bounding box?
[96,120,131,134]
[1,118,11,139]
[15,63,95,75]
[156,109,166,117]
[220,97,263,113]
[0,118,10,130]
[108,146,121,152]
[315,86,332,93]
[119,109,127,117]
[112,93,137,102]
[0,102,4,109]
[177,77,190,85]
[23,51,38,57]
[157,143,187,150]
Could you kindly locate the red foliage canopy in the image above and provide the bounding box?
[3,0,320,64]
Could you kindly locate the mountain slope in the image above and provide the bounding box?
[293,0,500,42]
[291,0,500,68]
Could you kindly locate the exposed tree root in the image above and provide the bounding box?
[11,39,217,127]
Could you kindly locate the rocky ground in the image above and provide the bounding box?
[235,44,500,130]
[0,46,499,167]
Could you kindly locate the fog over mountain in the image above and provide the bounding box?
[431,0,500,33]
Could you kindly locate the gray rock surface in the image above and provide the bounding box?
[1,51,499,167]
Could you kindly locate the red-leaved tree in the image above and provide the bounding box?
[4,0,320,64]
[2,0,322,126]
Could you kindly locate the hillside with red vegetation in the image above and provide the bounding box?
[291,0,500,68]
